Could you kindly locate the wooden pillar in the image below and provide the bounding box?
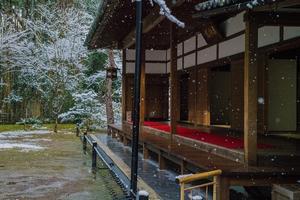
[180,160,187,175]
[170,23,178,141]
[143,143,149,159]
[122,49,127,122]
[140,48,146,125]
[158,151,166,170]
[215,176,229,200]
[123,137,129,146]
[203,68,210,126]
[244,12,258,166]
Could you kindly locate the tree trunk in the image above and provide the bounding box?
[54,117,58,133]
[106,50,115,125]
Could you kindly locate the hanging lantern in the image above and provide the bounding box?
[106,67,117,80]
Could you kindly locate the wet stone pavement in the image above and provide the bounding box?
[0,129,126,200]
[96,134,181,200]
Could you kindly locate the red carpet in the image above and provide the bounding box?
[143,121,273,149]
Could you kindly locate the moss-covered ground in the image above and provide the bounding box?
[0,127,125,200]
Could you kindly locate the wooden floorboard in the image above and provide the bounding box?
[108,123,300,182]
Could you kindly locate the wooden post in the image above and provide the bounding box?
[203,68,210,126]
[122,49,127,122]
[244,12,258,166]
[218,177,229,200]
[92,141,97,170]
[180,183,185,200]
[170,23,178,143]
[213,176,219,200]
[158,151,166,170]
[140,48,146,125]
[143,143,149,159]
[180,160,187,175]
[123,137,129,146]
[83,132,87,154]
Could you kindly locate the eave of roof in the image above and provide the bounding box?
[84,0,119,49]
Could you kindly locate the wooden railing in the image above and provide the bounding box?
[176,169,222,200]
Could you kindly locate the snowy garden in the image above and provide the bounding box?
[0,1,125,198]
[0,0,121,131]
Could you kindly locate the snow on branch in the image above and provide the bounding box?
[195,0,268,11]
[149,0,185,28]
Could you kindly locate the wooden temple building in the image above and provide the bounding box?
[86,0,300,199]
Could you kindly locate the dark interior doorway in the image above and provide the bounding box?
[210,65,231,126]
[180,72,189,121]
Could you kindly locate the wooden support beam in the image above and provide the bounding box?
[122,49,127,121]
[122,0,185,48]
[140,48,146,125]
[158,151,167,170]
[170,23,178,143]
[244,12,258,166]
[219,177,230,200]
[180,160,187,175]
[143,143,149,159]
[123,137,129,146]
[254,12,300,26]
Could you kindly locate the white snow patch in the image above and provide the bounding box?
[0,142,45,151]
[0,130,50,139]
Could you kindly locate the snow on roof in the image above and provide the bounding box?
[195,0,267,11]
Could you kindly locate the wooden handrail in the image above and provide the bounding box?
[177,170,222,200]
[176,169,222,184]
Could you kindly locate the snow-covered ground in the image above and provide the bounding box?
[0,130,50,151]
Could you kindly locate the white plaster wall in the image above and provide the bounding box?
[197,33,207,48]
[146,63,166,74]
[219,34,245,58]
[258,26,280,48]
[184,36,196,53]
[146,50,167,61]
[177,58,183,70]
[284,26,300,40]
[126,49,135,60]
[184,53,196,68]
[126,62,135,73]
[197,45,217,64]
[220,12,245,37]
[177,43,183,56]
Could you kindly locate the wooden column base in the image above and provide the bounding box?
[180,160,187,175]
[159,151,166,170]
[143,143,149,159]
[217,176,230,200]
[123,137,129,146]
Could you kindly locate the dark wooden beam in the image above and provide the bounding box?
[122,0,185,48]
[193,0,300,19]
[122,49,127,121]
[170,23,178,145]
[244,11,258,166]
[254,0,300,12]
[254,12,300,26]
[140,48,146,125]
